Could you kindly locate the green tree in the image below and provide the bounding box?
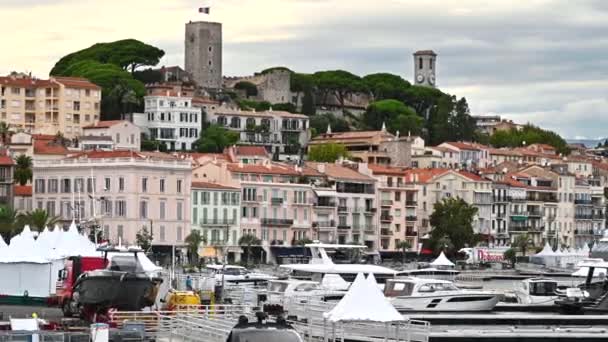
[132,68,163,84]
[239,234,261,266]
[363,73,411,101]
[135,226,153,251]
[313,70,367,114]
[0,122,13,145]
[504,248,517,266]
[237,99,271,112]
[140,134,168,152]
[308,143,350,162]
[434,235,455,254]
[513,234,532,256]
[490,125,570,155]
[193,125,239,153]
[309,113,350,137]
[364,99,423,136]
[21,209,60,232]
[185,230,205,265]
[396,240,411,264]
[14,155,32,186]
[429,197,479,252]
[234,81,258,97]
[301,91,316,116]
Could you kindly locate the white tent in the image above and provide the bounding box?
[0,234,6,249]
[323,273,404,323]
[535,243,555,256]
[430,252,455,268]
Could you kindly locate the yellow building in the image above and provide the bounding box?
[0,73,101,138]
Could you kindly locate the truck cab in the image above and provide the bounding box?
[51,256,107,316]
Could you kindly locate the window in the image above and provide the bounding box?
[35,179,45,193]
[140,201,148,219]
[213,192,218,205]
[104,177,111,191]
[116,133,120,144]
[61,178,71,193]
[193,191,198,205]
[193,208,198,224]
[48,179,58,193]
[119,177,125,191]
[160,179,165,193]
[103,200,112,217]
[160,226,166,242]
[177,202,183,220]
[160,201,166,219]
[177,179,182,193]
[177,227,183,241]
[87,177,96,193]
[142,177,148,192]
[73,101,80,111]
[418,57,423,69]
[11,87,20,95]
[117,225,124,240]
[115,200,126,217]
[46,201,56,216]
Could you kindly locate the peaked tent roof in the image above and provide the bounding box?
[323,273,404,323]
[430,252,455,267]
[534,242,555,256]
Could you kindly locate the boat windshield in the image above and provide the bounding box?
[268,282,289,293]
[108,255,143,272]
[418,282,459,292]
[229,329,302,342]
[224,268,248,276]
[293,283,318,292]
[529,282,557,296]
[385,281,415,296]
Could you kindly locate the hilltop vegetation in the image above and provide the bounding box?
[490,124,571,155]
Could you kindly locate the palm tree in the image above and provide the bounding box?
[14,155,32,186]
[21,209,61,232]
[0,122,13,146]
[396,241,412,264]
[513,234,532,256]
[434,235,454,255]
[185,230,206,265]
[238,234,261,266]
[0,205,19,239]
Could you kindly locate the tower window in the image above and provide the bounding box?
[419,57,423,70]
[209,46,212,52]
[429,59,433,70]
[208,60,212,66]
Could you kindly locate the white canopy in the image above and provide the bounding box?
[323,273,404,323]
[0,234,6,249]
[430,252,455,267]
[534,243,555,256]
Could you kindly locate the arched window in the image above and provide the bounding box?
[246,118,255,128]
[230,117,241,128]
[217,116,227,126]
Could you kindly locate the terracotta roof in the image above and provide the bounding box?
[441,142,488,151]
[192,97,220,105]
[177,152,229,163]
[306,162,375,182]
[368,164,410,176]
[235,146,268,157]
[488,148,522,156]
[32,134,56,141]
[312,130,394,141]
[456,170,489,182]
[228,162,321,177]
[14,185,32,196]
[528,143,556,150]
[80,135,113,142]
[403,168,490,184]
[52,76,100,90]
[33,140,68,155]
[0,76,57,88]
[192,181,239,190]
[82,120,127,129]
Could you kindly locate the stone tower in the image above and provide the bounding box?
[185,21,222,89]
[413,50,437,88]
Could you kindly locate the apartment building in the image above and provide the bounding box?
[207,106,310,161]
[32,150,192,251]
[137,89,202,151]
[438,142,492,169]
[0,152,14,209]
[191,181,242,262]
[364,164,419,252]
[0,73,101,137]
[307,162,378,248]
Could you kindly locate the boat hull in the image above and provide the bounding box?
[390,293,499,312]
[74,272,160,311]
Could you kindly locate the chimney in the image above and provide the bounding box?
[317,163,326,174]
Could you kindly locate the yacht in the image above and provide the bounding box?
[513,278,559,305]
[384,277,499,312]
[279,244,398,283]
[206,265,277,284]
[397,268,460,281]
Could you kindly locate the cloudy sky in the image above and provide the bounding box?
[2,0,607,139]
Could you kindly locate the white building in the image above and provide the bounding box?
[140,91,202,151]
[81,120,141,151]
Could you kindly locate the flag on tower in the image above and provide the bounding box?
[199,7,210,14]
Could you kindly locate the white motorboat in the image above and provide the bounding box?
[266,278,346,305]
[513,278,559,305]
[384,277,499,312]
[206,264,277,284]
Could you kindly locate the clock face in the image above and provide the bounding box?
[429,75,436,85]
[416,74,425,83]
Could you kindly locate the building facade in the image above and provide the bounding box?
[0,74,101,138]
[32,151,192,248]
[82,120,141,151]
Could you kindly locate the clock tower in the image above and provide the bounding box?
[413,50,437,88]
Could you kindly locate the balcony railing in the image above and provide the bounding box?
[575,199,593,205]
[365,207,376,213]
[200,218,236,226]
[405,215,417,221]
[405,200,417,206]
[510,226,544,233]
[406,229,417,237]
[315,200,336,207]
[271,197,284,205]
[338,206,348,212]
[496,212,506,218]
[574,229,594,236]
[313,220,335,228]
[575,214,593,220]
[527,211,543,217]
[337,223,351,229]
[380,215,393,222]
[381,200,393,206]
[261,218,293,226]
[527,195,558,203]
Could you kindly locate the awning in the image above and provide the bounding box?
[199,247,220,258]
[314,189,337,197]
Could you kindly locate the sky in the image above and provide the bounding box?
[2,0,607,139]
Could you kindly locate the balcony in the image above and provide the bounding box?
[575,214,593,220]
[351,207,363,213]
[406,229,417,237]
[313,220,335,228]
[527,195,558,203]
[496,212,506,219]
[493,196,508,203]
[527,211,543,217]
[575,199,593,205]
[261,218,293,226]
[338,206,348,212]
[380,215,393,222]
[405,215,417,221]
[405,200,417,207]
[243,195,263,203]
[199,218,236,226]
[365,207,376,213]
[337,223,351,230]
[510,226,544,233]
[593,214,605,220]
[380,229,393,236]
[574,229,594,236]
[315,199,336,208]
[381,200,393,206]
[271,197,284,205]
